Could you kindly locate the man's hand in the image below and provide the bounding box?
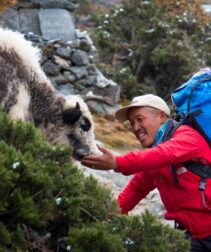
[81,145,117,171]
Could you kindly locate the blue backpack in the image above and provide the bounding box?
[171,68,211,146]
[165,68,211,190]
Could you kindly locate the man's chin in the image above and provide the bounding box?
[141,143,148,148]
[139,139,147,148]
[139,138,151,148]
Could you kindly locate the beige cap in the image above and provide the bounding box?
[115,94,170,122]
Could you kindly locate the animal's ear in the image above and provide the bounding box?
[62,102,82,125]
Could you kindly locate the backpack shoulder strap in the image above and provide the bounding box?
[161,119,211,189]
[161,119,181,184]
[183,161,211,190]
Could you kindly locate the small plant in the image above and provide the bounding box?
[114,67,138,99]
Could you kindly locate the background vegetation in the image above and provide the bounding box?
[92,0,211,100]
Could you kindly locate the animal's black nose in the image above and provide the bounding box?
[73,147,90,160]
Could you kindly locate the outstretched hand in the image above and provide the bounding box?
[81,145,117,171]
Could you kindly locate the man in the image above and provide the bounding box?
[81,94,211,252]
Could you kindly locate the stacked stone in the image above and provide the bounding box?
[0,0,120,115]
[25,30,120,115]
[0,1,78,41]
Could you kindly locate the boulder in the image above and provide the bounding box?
[19,9,40,34]
[39,9,76,41]
[0,5,76,41]
[0,8,20,31]
[71,49,90,66]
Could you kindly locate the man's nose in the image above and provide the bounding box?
[132,122,141,132]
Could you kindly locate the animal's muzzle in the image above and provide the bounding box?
[73,146,91,160]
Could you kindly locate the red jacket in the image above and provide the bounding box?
[115,125,211,239]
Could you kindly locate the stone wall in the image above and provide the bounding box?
[25,31,120,115]
[0,0,120,115]
[0,0,78,38]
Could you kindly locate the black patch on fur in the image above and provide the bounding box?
[29,77,64,126]
[0,48,29,110]
[80,116,91,132]
[62,103,82,125]
[3,84,19,113]
[34,115,43,127]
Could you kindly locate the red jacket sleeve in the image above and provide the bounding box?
[118,172,155,214]
[115,125,207,176]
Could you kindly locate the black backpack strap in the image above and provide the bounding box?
[161,119,181,184]
[183,161,211,190]
[170,161,211,189]
[170,166,179,184]
[161,119,211,188]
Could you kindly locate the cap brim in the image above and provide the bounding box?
[115,105,141,122]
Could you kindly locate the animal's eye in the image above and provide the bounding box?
[80,117,91,132]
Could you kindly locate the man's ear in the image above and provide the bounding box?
[62,102,82,125]
[160,111,168,124]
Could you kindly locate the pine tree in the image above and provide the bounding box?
[93,0,211,99]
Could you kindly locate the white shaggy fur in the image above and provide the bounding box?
[0,28,99,159]
[0,28,50,84]
[9,84,31,120]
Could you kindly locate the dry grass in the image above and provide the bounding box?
[93,114,141,153]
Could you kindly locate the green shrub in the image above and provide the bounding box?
[93,0,210,99]
[0,110,189,251]
[113,67,137,99]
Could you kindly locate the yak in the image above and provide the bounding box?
[0,28,99,160]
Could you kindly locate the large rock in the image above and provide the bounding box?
[0,8,20,31]
[39,9,76,41]
[83,84,120,106]
[71,49,90,66]
[0,5,76,41]
[19,9,40,34]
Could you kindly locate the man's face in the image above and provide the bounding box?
[128,106,166,148]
